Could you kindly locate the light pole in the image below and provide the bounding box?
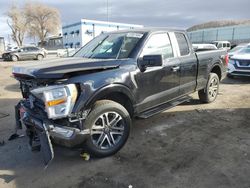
[106,0,109,23]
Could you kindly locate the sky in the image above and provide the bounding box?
[0,0,249,44]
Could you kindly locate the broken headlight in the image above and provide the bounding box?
[31,84,78,119]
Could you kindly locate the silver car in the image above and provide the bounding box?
[2,46,46,62]
[228,45,250,78]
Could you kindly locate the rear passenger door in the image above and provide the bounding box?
[18,47,29,60]
[28,47,39,59]
[174,32,198,95]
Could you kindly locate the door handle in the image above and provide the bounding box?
[171,66,180,72]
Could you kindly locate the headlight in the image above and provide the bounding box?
[31,84,78,119]
[229,59,235,65]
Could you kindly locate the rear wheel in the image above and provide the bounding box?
[198,73,220,103]
[37,54,44,61]
[11,55,18,62]
[84,100,131,157]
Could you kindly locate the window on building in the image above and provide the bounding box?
[175,33,190,56]
[140,33,174,59]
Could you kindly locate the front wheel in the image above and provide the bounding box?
[11,55,18,62]
[84,100,131,157]
[198,73,220,103]
[36,54,44,61]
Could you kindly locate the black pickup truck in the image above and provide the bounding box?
[13,28,228,164]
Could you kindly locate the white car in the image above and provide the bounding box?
[228,46,250,78]
[212,41,231,51]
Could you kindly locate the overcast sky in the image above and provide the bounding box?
[0,0,249,44]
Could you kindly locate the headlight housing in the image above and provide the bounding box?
[229,59,236,65]
[31,84,78,119]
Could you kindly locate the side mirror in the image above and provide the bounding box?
[138,54,163,72]
[18,49,23,52]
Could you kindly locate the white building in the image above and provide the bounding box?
[62,19,143,48]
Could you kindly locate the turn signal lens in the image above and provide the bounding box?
[47,98,67,107]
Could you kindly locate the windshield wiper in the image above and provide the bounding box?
[87,36,109,58]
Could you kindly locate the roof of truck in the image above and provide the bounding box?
[108,27,186,34]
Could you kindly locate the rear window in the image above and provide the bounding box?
[175,33,190,56]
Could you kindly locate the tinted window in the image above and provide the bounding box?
[30,47,39,51]
[175,33,190,56]
[22,47,28,52]
[140,33,174,59]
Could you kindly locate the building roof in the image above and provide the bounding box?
[63,19,144,29]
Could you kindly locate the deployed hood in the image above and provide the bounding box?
[13,57,122,79]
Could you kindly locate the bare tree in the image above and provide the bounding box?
[6,5,28,47]
[25,3,61,46]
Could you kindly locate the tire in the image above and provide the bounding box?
[11,55,18,62]
[198,73,220,103]
[84,100,131,157]
[36,54,44,61]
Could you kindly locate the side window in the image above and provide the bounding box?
[140,33,174,59]
[175,33,190,56]
[22,48,28,52]
[223,43,227,48]
[218,43,222,48]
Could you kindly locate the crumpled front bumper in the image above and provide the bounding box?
[16,100,89,165]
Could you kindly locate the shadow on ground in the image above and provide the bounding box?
[4,83,20,92]
[222,76,250,85]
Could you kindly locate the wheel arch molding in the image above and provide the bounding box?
[73,84,136,115]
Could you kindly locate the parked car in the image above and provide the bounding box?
[2,46,46,61]
[12,28,228,165]
[193,43,217,52]
[228,45,250,78]
[228,43,248,58]
[212,41,231,51]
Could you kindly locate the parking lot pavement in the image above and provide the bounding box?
[0,59,250,188]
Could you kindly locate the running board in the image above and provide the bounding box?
[138,96,192,119]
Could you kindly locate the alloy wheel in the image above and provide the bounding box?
[91,111,125,150]
[208,77,218,99]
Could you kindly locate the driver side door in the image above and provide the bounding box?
[135,32,181,112]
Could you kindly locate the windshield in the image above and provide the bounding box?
[238,47,250,54]
[74,32,144,59]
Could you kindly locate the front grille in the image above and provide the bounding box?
[238,60,250,66]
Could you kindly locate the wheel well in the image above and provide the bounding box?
[211,65,222,80]
[37,54,44,57]
[97,92,134,117]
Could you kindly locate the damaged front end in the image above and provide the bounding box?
[14,78,90,165]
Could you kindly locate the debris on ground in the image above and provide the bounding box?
[8,133,24,141]
[128,185,133,188]
[80,152,90,161]
[0,140,5,146]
